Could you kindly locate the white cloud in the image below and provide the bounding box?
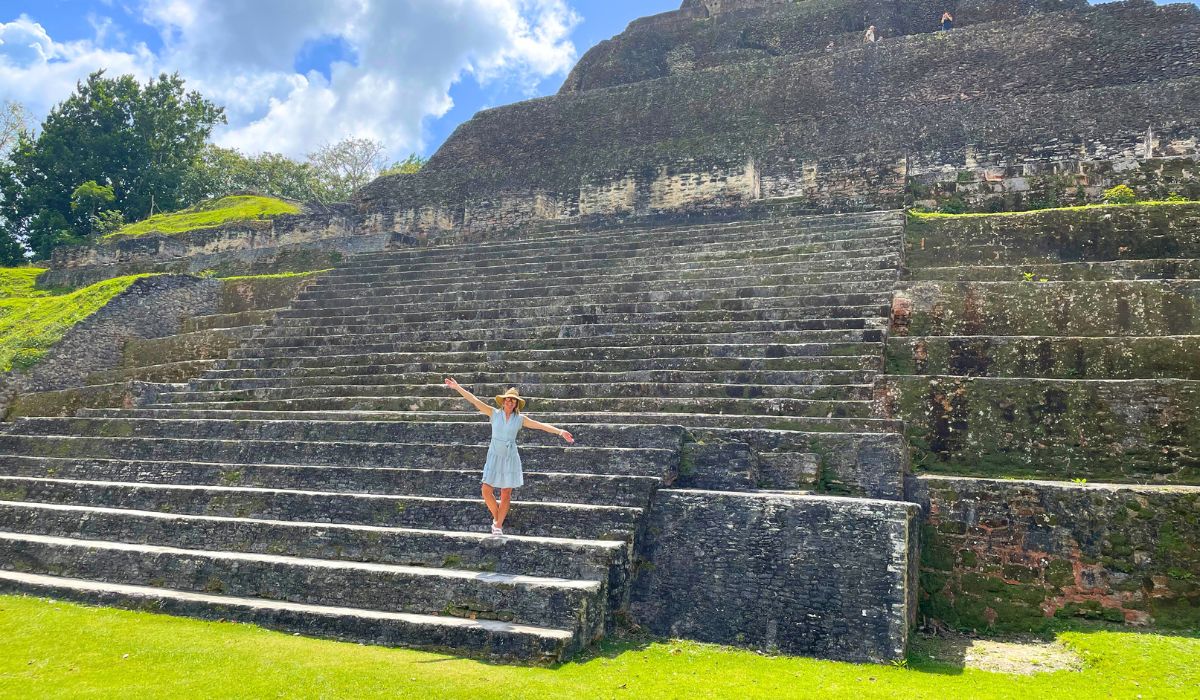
[0,0,581,160]
[0,16,156,122]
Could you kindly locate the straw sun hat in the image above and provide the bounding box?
[494,387,527,411]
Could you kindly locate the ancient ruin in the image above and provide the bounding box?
[0,0,1197,663]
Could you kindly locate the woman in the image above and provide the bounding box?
[444,378,574,535]
[940,11,954,31]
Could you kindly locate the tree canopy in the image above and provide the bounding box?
[0,71,224,260]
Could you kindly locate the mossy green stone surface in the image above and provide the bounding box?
[106,195,301,240]
[0,272,148,372]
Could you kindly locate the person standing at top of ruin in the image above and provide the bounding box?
[863,25,877,43]
[940,11,954,31]
[444,379,574,536]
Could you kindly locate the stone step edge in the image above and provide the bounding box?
[343,223,904,266]
[0,434,672,455]
[0,455,662,486]
[338,230,905,273]
[0,476,644,515]
[0,531,601,590]
[0,500,629,551]
[0,570,577,645]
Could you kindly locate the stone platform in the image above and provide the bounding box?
[0,210,919,661]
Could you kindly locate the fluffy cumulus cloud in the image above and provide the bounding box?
[0,0,579,159]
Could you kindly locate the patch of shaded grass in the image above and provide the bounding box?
[0,273,149,371]
[0,267,51,298]
[106,195,301,240]
[1,595,1197,699]
[908,201,1198,220]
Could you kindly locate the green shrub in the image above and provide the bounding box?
[1102,184,1137,205]
[1166,193,1189,203]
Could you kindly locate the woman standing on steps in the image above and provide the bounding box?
[444,378,574,535]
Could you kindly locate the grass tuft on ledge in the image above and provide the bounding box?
[908,200,1199,220]
[106,195,301,240]
[1,595,1198,699]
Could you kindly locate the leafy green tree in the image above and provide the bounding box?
[70,180,117,237]
[380,153,427,176]
[180,145,316,205]
[0,71,224,259]
[306,137,386,203]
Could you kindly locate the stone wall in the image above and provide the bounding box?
[630,489,919,662]
[0,275,220,417]
[351,0,1200,241]
[567,0,1088,94]
[910,476,1200,631]
[41,209,364,289]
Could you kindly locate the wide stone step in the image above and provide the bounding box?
[0,570,577,661]
[0,454,659,507]
[347,212,901,262]
[339,222,900,268]
[314,256,902,295]
[270,303,892,333]
[341,217,900,268]
[326,252,903,290]
[336,232,902,278]
[205,354,880,378]
[83,408,902,433]
[7,416,680,452]
[0,476,642,540]
[148,394,875,418]
[0,435,675,477]
[85,360,222,387]
[154,381,873,404]
[0,501,624,581]
[228,330,886,360]
[0,532,602,631]
[248,324,888,353]
[333,239,901,285]
[181,309,280,333]
[186,368,876,391]
[287,279,897,313]
[304,269,898,302]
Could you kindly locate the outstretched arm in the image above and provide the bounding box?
[444,378,494,417]
[523,416,575,444]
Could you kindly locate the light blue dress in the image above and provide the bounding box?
[481,409,524,488]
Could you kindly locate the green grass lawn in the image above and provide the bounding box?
[0,271,148,371]
[107,195,301,239]
[1,595,1196,699]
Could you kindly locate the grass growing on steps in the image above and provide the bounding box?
[106,195,301,239]
[908,200,1198,220]
[0,273,148,371]
[1,595,1197,699]
[0,267,52,298]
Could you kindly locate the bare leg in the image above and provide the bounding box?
[495,488,514,528]
[481,483,499,522]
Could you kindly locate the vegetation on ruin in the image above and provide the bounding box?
[217,269,332,282]
[107,195,301,240]
[1,596,1197,699]
[908,199,1197,220]
[0,271,148,371]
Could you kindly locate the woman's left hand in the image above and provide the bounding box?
[560,430,575,444]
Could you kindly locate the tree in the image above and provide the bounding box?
[306,137,387,203]
[70,180,118,238]
[0,71,224,259]
[380,153,427,176]
[0,100,31,157]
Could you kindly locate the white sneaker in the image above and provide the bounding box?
[491,521,503,536]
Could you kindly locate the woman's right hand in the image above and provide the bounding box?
[444,377,460,390]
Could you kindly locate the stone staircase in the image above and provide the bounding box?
[0,209,907,661]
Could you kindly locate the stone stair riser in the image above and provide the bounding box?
[0,501,622,581]
[0,478,642,541]
[0,535,598,630]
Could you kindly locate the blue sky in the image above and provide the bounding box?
[0,1,1190,162]
[0,0,678,161]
